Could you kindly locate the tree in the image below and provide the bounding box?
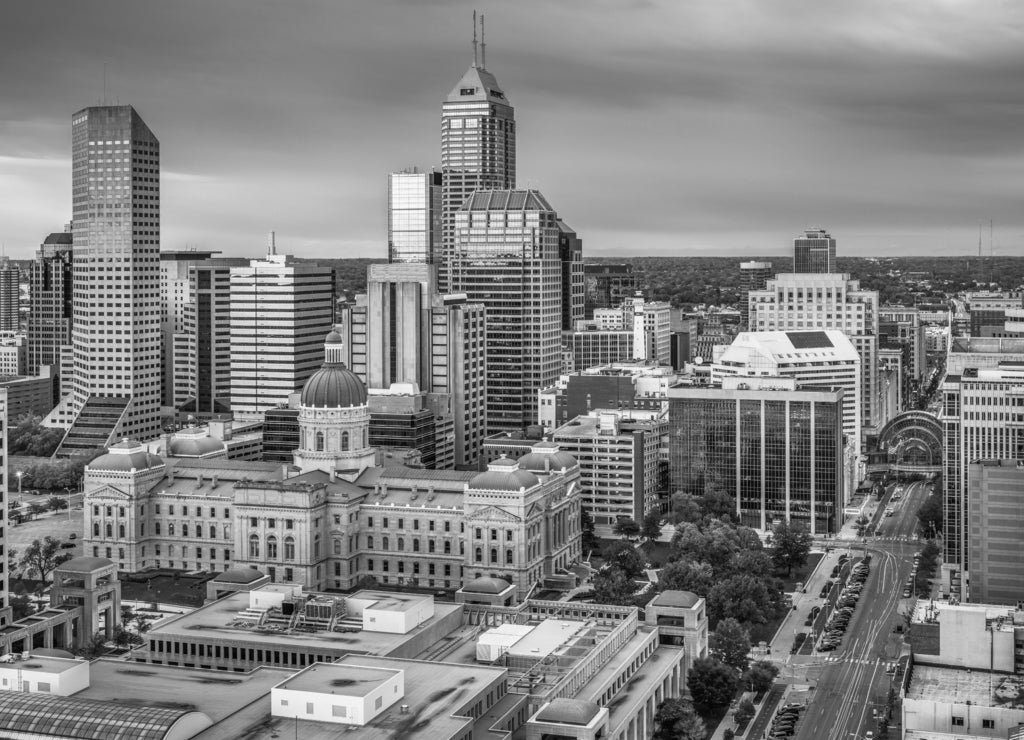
[641,510,663,541]
[699,485,736,521]
[131,611,153,646]
[7,548,18,580]
[687,656,739,709]
[19,537,73,583]
[734,697,755,726]
[10,594,33,621]
[916,491,943,536]
[707,573,786,627]
[77,630,108,659]
[653,697,707,740]
[8,414,64,458]
[580,508,599,552]
[769,521,813,576]
[658,560,715,596]
[668,492,702,525]
[602,539,645,578]
[613,517,641,539]
[742,660,779,694]
[592,567,637,606]
[709,617,751,672]
[47,496,68,512]
[28,502,47,518]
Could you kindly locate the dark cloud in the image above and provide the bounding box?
[1,0,1023,258]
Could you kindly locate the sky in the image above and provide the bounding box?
[2,0,1024,260]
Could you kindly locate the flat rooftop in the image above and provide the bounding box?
[507,619,586,658]
[148,591,461,654]
[276,662,400,697]
[193,655,508,740]
[906,665,1024,709]
[357,591,431,613]
[0,655,84,675]
[81,659,292,722]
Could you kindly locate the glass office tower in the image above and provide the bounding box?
[388,170,442,264]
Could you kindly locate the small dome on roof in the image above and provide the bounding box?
[168,435,225,457]
[469,457,540,492]
[300,361,367,408]
[325,329,343,345]
[462,576,512,594]
[517,446,577,473]
[535,698,602,726]
[88,440,163,473]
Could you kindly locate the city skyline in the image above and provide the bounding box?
[3,2,1024,260]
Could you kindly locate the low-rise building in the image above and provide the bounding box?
[903,665,1024,740]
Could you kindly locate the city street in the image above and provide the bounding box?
[774,480,932,740]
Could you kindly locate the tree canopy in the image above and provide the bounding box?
[687,657,739,709]
[19,537,73,583]
[709,618,752,672]
[654,698,707,740]
[769,520,813,576]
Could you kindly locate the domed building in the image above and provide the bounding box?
[293,332,376,479]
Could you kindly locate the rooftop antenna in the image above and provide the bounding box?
[978,224,982,257]
[268,230,276,256]
[472,10,478,67]
[103,62,107,105]
[480,14,486,69]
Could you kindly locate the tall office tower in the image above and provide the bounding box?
[966,291,1024,338]
[439,37,515,292]
[559,222,584,331]
[27,231,74,376]
[228,238,335,419]
[584,264,636,319]
[0,260,20,333]
[451,190,563,434]
[59,106,162,455]
[749,272,879,444]
[388,170,442,264]
[336,263,487,468]
[968,460,1024,605]
[739,261,772,330]
[159,250,217,408]
[173,258,248,415]
[793,228,836,273]
[667,376,844,534]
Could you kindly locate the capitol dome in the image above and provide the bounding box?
[88,440,164,473]
[300,361,367,409]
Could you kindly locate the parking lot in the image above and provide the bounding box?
[7,506,84,569]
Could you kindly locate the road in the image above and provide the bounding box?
[788,479,931,740]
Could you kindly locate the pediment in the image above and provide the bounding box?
[466,505,521,524]
[84,484,130,501]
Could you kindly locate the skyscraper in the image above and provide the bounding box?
[160,250,217,409]
[59,106,162,454]
[739,261,772,330]
[27,231,74,377]
[228,238,335,419]
[0,259,20,333]
[793,228,836,273]
[451,190,563,433]
[439,30,515,292]
[388,170,442,264]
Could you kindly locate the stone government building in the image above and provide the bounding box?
[83,334,583,596]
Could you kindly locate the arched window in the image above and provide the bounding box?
[105,523,112,538]
[210,525,217,538]
[366,535,374,549]
[412,540,420,552]
[333,539,342,555]
[284,537,295,561]
[382,536,390,550]
[93,522,99,537]
[169,523,175,536]
[315,431,325,452]
[490,548,498,564]
[182,524,189,538]
[444,541,451,554]
[475,547,482,562]
[267,536,278,559]
[249,534,260,558]
[314,534,321,557]
[397,538,404,551]
[506,550,513,565]
[341,431,349,451]
[118,524,125,538]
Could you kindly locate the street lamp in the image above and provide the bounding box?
[63,488,72,521]
[15,471,22,495]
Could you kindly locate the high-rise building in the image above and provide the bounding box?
[0,388,9,626]
[58,106,163,454]
[159,250,218,409]
[966,291,1024,338]
[749,272,879,443]
[968,460,1024,605]
[584,264,636,319]
[879,305,926,408]
[336,263,487,468]
[388,170,442,264]
[439,48,515,293]
[793,228,836,273]
[229,240,334,419]
[27,231,73,377]
[172,258,248,415]
[667,376,844,534]
[739,261,772,330]
[558,222,584,332]
[0,260,20,333]
[451,190,563,434]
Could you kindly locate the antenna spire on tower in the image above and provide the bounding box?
[480,14,486,69]
[472,10,478,67]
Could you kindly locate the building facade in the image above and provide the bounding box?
[388,169,442,264]
[60,106,163,450]
[0,260,19,334]
[792,228,836,273]
[739,261,772,330]
[27,231,73,378]
[667,377,845,534]
[968,460,1024,605]
[584,264,636,319]
[229,245,334,419]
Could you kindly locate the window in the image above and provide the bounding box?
[412,540,420,552]
[210,525,216,538]
[284,537,295,560]
[475,528,482,539]
[490,529,497,541]
[383,518,389,529]
[248,534,260,558]
[333,540,342,555]
[285,568,293,581]
[397,538,404,551]
[398,519,404,529]
[951,716,964,727]
[333,705,347,717]
[413,520,419,530]
[118,524,125,538]
[475,547,482,562]
[982,719,995,729]
[334,515,341,525]
[506,550,513,564]
[506,529,513,541]
[444,521,450,533]
[490,548,497,563]
[444,542,451,554]
[428,520,435,531]
[267,536,278,559]
[367,517,374,527]
[250,517,258,527]
[341,431,349,451]
[286,519,294,529]
[267,518,276,529]
[366,535,374,549]
[315,431,324,451]
[428,540,435,553]
[105,523,112,537]
[93,523,99,537]
[182,524,189,537]
[314,534,321,557]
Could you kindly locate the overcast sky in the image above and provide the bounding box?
[2,0,1023,260]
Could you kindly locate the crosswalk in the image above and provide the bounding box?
[821,656,879,664]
